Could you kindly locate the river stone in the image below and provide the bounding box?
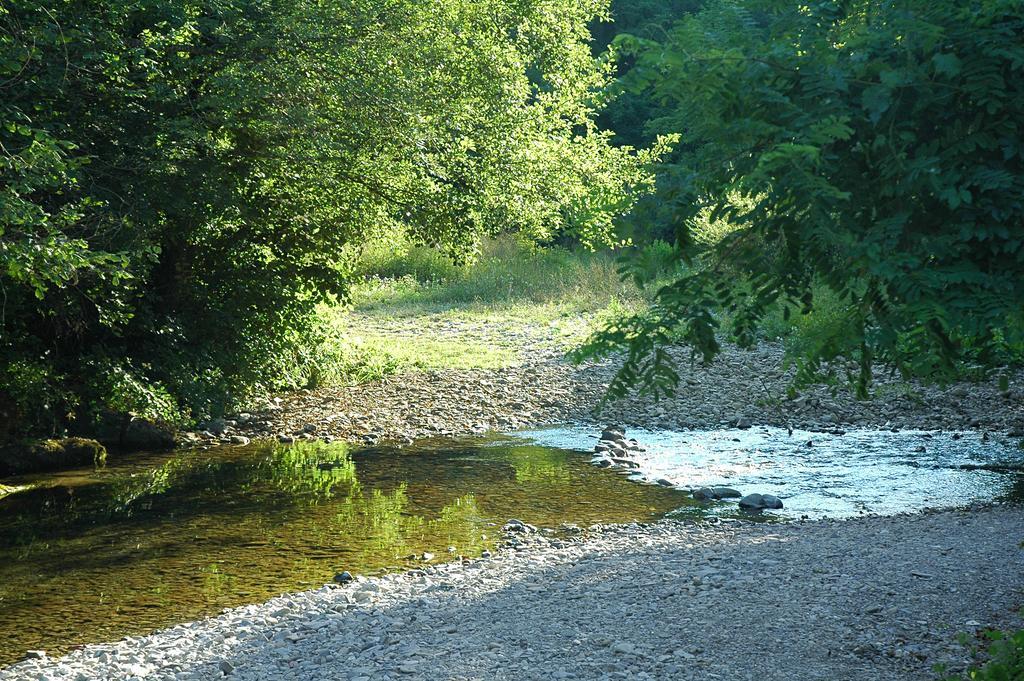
[739,493,765,510]
[740,493,783,510]
[712,487,742,499]
[601,427,626,442]
[692,487,717,501]
[0,438,107,477]
[205,419,228,435]
[504,519,537,534]
[333,571,354,584]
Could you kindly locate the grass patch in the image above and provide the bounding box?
[336,333,515,373]
[350,235,641,313]
[303,235,660,385]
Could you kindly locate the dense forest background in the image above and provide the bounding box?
[2,0,1023,442]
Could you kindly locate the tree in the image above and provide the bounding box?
[1,0,662,438]
[577,0,1024,399]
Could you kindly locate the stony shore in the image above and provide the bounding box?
[5,507,1022,681]
[189,338,1024,449]
[5,317,1022,679]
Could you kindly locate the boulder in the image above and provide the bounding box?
[0,438,107,477]
[739,493,765,510]
[712,486,743,499]
[692,487,717,501]
[739,493,784,510]
[92,412,176,451]
[121,417,177,450]
[693,486,743,501]
[204,418,228,435]
[600,426,626,442]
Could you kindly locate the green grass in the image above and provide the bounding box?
[350,235,641,313]
[308,233,902,392]
[305,235,657,385]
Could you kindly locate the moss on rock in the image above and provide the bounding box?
[0,438,107,477]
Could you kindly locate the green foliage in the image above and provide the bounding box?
[0,0,661,439]
[579,0,1024,400]
[592,0,704,148]
[939,629,1024,681]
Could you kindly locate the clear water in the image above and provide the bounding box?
[517,426,1024,518]
[1,428,1021,664]
[0,437,691,663]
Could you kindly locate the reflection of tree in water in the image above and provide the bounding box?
[0,441,359,548]
[507,446,571,484]
[332,486,489,562]
[435,495,487,554]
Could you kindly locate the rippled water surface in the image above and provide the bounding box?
[0,437,690,663]
[518,426,1024,518]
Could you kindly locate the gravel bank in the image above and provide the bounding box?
[190,340,1024,449]
[5,507,1022,681]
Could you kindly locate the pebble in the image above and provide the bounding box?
[4,508,1021,681]
[181,329,1024,448]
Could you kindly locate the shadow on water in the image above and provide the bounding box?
[0,437,692,663]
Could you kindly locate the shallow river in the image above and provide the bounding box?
[0,436,688,663]
[521,426,1024,518]
[0,428,1021,663]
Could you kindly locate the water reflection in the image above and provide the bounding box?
[0,438,688,663]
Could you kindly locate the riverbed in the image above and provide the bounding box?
[0,436,688,664]
[1,427,1022,666]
